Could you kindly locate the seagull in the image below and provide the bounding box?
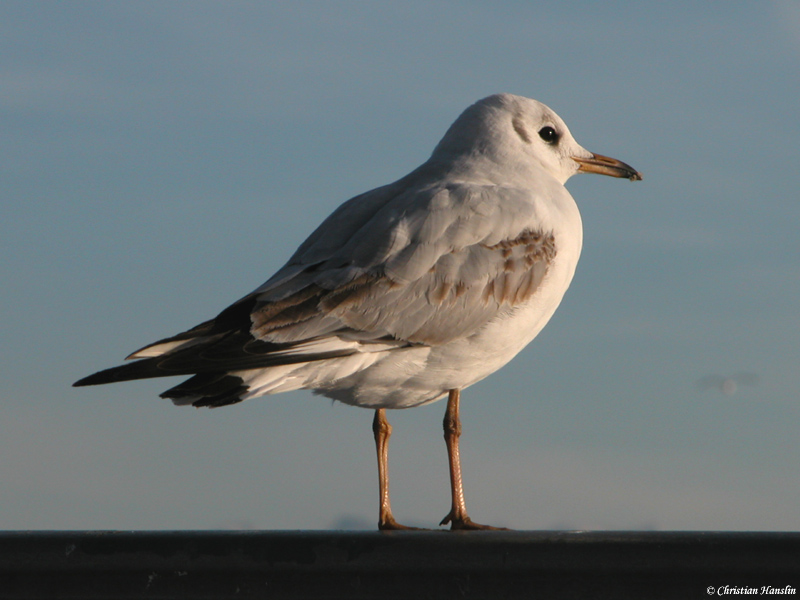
[75,93,642,530]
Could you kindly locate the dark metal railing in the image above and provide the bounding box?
[1,530,798,598]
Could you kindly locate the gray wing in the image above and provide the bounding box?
[249,178,557,346]
[76,176,557,392]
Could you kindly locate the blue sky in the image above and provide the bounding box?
[2,1,799,530]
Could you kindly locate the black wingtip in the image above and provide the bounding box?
[160,373,248,408]
[73,368,128,387]
[72,358,170,388]
[73,372,107,387]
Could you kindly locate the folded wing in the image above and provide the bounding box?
[74,176,558,406]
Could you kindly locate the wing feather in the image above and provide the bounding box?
[250,183,558,346]
[75,178,558,391]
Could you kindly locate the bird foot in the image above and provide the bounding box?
[378,515,426,531]
[440,512,510,531]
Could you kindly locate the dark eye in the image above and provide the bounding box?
[538,126,559,144]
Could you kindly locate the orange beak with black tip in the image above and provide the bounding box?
[573,153,643,181]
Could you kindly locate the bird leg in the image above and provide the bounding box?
[440,389,508,530]
[373,408,418,530]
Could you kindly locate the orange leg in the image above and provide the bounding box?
[373,409,418,530]
[439,389,508,530]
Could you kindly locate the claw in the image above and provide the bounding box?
[379,515,426,531]
[441,512,509,531]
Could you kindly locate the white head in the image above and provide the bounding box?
[431,94,641,185]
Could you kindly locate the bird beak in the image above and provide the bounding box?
[573,153,642,181]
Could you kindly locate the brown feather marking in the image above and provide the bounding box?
[254,295,323,334]
[251,285,324,333]
[319,274,381,312]
[513,269,536,305]
[480,229,557,307]
[429,279,453,305]
[253,273,396,338]
[250,230,556,342]
[482,278,495,304]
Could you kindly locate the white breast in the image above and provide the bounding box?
[313,182,584,409]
